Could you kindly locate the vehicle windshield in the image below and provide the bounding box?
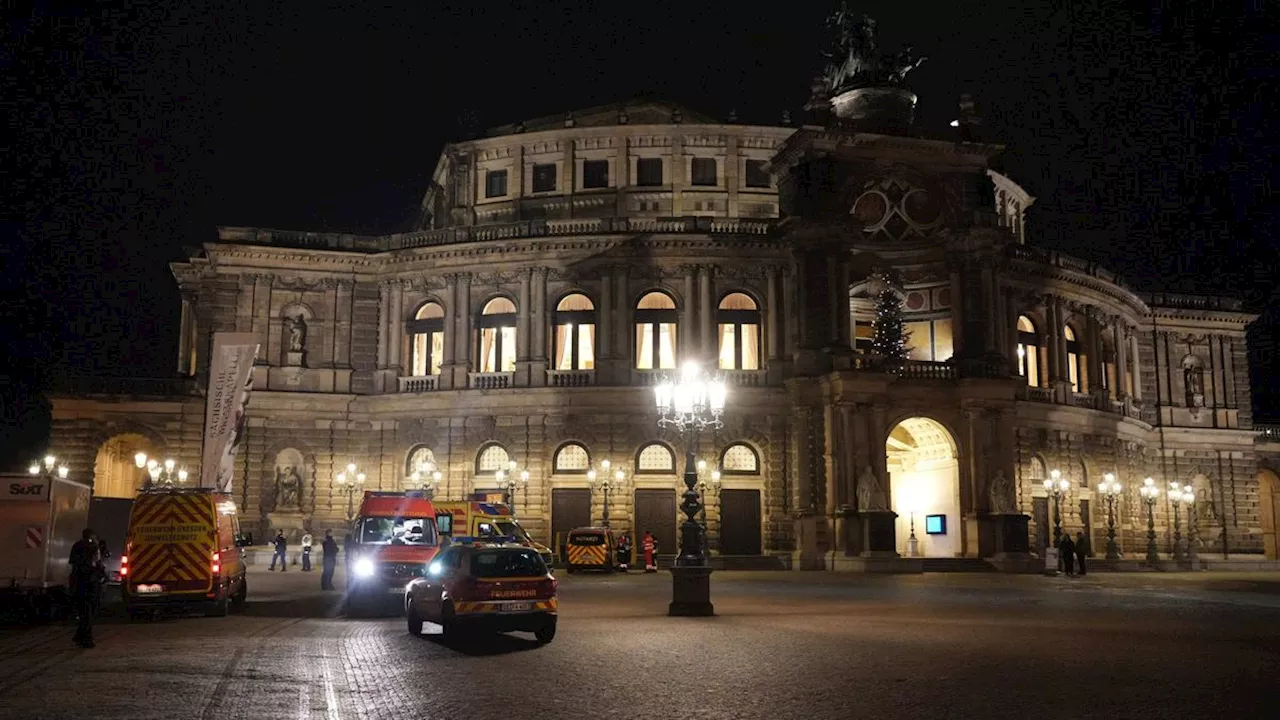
[471,549,547,578]
[571,533,605,545]
[495,520,533,543]
[358,517,437,546]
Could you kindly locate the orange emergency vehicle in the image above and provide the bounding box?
[564,527,618,573]
[433,501,555,569]
[346,491,442,602]
[121,487,248,617]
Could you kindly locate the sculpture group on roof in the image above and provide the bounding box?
[821,3,926,95]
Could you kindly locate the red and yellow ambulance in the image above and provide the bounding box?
[346,491,442,604]
[433,500,555,569]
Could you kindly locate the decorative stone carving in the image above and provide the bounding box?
[273,449,305,511]
[856,464,887,511]
[988,470,1014,514]
[287,315,307,352]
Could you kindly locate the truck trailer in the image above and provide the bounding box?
[0,472,92,620]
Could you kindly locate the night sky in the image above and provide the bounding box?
[3,1,1276,463]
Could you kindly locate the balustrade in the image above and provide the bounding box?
[468,372,513,390]
[547,369,596,387]
[397,375,439,393]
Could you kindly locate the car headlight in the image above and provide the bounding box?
[354,557,375,578]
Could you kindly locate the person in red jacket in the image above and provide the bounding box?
[642,530,659,573]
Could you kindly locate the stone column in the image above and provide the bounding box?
[454,274,472,387]
[1006,290,1021,370]
[1045,296,1062,388]
[599,270,613,361]
[517,270,532,360]
[251,276,272,365]
[440,275,457,389]
[1113,321,1129,399]
[531,268,548,386]
[613,267,629,365]
[982,264,999,354]
[1129,332,1142,400]
[388,282,404,371]
[781,269,796,361]
[377,282,390,370]
[699,265,713,363]
[949,270,965,358]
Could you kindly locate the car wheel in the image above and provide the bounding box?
[440,601,461,640]
[404,599,424,632]
[230,577,248,613]
[207,590,230,617]
[534,621,557,644]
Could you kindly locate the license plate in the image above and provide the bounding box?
[135,584,163,594]
[503,601,533,612]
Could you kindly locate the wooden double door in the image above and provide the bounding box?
[718,489,762,555]
[634,489,677,554]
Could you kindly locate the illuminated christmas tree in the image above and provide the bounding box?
[871,286,911,361]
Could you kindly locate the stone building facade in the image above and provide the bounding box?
[47,90,1274,566]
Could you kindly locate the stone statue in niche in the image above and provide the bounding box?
[287,315,308,352]
[856,464,888,512]
[988,470,1014,514]
[276,465,302,511]
[1184,365,1205,408]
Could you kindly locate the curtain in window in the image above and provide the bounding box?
[556,324,573,370]
[637,325,654,370]
[740,324,759,369]
[658,323,676,368]
[480,328,498,372]
[718,324,736,370]
[412,333,429,376]
[577,324,595,369]
[499,327,516,371]
[429,331,443,375]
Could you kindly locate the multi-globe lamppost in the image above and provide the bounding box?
[408,462,442,498]
[655,361,725,617]
[1168,481,1186,561]
[1099,473,1123,560]
[587,460,626,528]
[1043,469,1071,545]
[134,452,188,487]
[28,454,69,480]
[1180,484,1199,563]
[1140,477,1161,565]
[497,460,530,510]
[335,463,366,522]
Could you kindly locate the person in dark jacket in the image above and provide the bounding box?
[1060,533,1077,575]
[68,529,105,648]
[1075,531,1091,576]
[269,531,288,571]
[320,530,339,590]
[616,535,632,572]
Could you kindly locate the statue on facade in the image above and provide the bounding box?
[276,465,302,510]
[856,464,888,512]
[820,5,925,95]
[287,315,307,352]
[988,470,1014,514]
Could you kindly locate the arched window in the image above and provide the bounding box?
[475,443,511,475]
[635,291,677,370]
[553,442,591,473]
[1027,454,1047,483]
[554,294,596,371]
[721,443,760,474]
[1075,458,1088,487]
[406,446,437,476]
[1063,324,1083,393]
[1016,315,1041,387]
[408,302,445,376]
[476,297,517,373]
[636,442,676,473]
[717,293,761,370]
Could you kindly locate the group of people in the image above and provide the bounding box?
[1056,530,1092,576]
[608,531,660,572]
[268,529,341,590]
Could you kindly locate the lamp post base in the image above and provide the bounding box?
[668,566,715,617]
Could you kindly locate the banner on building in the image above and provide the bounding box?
[200,333,260,493]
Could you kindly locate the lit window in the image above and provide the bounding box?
[554,294,596,371]
[635,292,678,370]
[1016,315,1040,387]
[1064,324,1083,392]
[476,297,517,373]
[553,443,590,473]
[903,318,954,362]
[637,443,675,473]
[407,447,436,476]
[476,444,510,474]
[408,302,445,376]
[721,443,759,474]
[717,293,760,370]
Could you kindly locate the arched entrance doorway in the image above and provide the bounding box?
[886,417,960,557]
[1261,468,1279,559]
[92,433,157,498]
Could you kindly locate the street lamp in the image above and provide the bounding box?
[28,454,70,480]
[335,462,366,522]
[408,466,440,498]
[655,361,725,617]
[135,453,188,487]
[1099,473,1123,560]
[587,462,627,528]
[1181,484,1198,562]
[498,463,530,511]
[1042,469,1071,545]
[1167,481,1185,561]
[1139,477,1161,565]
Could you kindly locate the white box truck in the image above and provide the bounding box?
[0,473,92,620]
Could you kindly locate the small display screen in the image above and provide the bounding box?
[925,514,947,535]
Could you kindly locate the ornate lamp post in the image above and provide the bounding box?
[1099,473,1123,560]
[1042,469,1071,545]
[28,454,70,481]
[587,461,627,528]
[1139,477,1161,565]
[134,453,189,488]
[335,462,366,523]
[409,465,442,499]
[1181,484,1198,562]
[695,464,722,554]
[498,462,530,511]
[1167,481,1185,561]
[655,361,726,616]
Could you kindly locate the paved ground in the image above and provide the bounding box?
[2,567,1278,720]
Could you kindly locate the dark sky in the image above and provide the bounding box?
[2,0,1277,460]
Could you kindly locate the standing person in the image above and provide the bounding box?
[1060,533,1077,576]
[1075,531,1090,576]
[269,531,288,571]
[300,531,313,572]
[320,530,339,591]
[642,530,658,573]
[68,529,104,649]
[616,534,632,572]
